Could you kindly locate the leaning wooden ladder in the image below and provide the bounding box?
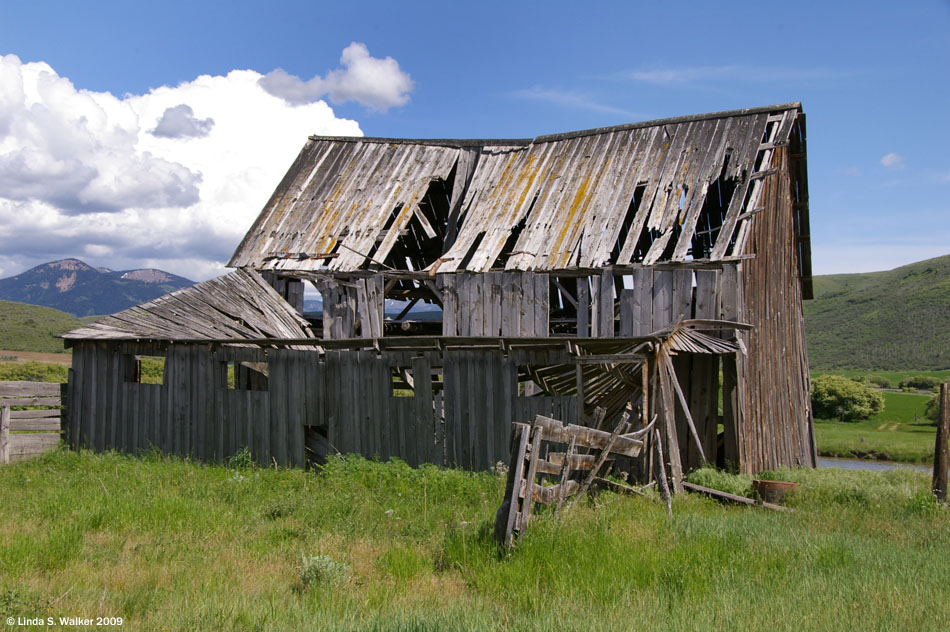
[494,409,651,547]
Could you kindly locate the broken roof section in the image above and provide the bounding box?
[229,103,807,276]
[62,269,314,341]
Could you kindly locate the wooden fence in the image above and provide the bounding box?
[0,381,65,463]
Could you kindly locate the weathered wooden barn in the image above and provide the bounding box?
[64,102,814,477]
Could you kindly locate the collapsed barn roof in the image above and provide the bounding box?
[229,102,809,281]
[62,269,314,341]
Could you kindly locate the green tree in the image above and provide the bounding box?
[925,390,948,426]
[811,374,885,422]
[899,375,941,390]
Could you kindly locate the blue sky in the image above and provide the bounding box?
[0,0,947,280]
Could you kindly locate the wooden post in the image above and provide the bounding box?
[933,383,950,503]
[653,427,672,518]
[0,404,9,464]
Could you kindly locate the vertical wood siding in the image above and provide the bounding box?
[735,145,814,472]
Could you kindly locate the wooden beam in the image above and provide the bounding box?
[933,383,949,502]
[682,481,791,512]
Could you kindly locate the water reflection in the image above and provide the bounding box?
[817,456,930,473]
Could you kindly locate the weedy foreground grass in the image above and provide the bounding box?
[1,449,948,631]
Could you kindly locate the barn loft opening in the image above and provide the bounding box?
[379,177,454,271]
[690,163,737,260]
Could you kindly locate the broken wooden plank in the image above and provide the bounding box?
[566,414,630,510]
[532,415,642,457]
[682,481,791,511]
[533,480,580,506]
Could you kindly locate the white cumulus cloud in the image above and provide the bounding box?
[151,104,214,139]
[0,53,364,281]
[0,54,200,214]
[260,42,413,111]
[880,152,906,170]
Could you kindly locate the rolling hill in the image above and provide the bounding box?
[0,300,83,353]
[0,259,194,317]
[803,254,950,371]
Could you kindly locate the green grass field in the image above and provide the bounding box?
[870,391,933,423]
[0,450,947,631]
[813,390,936,462]
[814,419,935,463]
[812,369,950,388]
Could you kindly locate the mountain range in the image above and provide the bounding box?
[0,259,194,317]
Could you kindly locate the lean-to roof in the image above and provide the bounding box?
[62,269,313,341]
[229,103,807,275]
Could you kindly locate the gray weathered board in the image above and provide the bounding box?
[66,342,582,470]
[0,381,65,463]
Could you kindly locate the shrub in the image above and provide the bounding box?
[811,374,885,422]
[299,554,348,588]
[226,446,254,469]
[868,375,891,389]
[898,375,941,390]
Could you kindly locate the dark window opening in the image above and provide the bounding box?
[382,280,443,336]
[124,355,165,385]
[518,368,542,397]
[549,276,579,336]
[391,366,414,396]
[222,361,269,391]
[390,366,443,397]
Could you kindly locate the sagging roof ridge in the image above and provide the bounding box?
[306,102,803,147]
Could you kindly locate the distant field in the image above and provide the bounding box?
[870,391,932,423]
[813,390,934,462]
[812,368,950,387]
[814,418,934,463]
[0,349,71,364]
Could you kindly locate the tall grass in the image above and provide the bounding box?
[0,450,947,631]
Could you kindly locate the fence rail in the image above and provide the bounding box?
[0,381,65,463]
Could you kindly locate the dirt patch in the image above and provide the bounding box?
[0,349,72,364]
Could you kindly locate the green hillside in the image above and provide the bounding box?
[804,254,950,371]
[0,300,82,353]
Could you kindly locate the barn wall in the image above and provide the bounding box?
[735,145,815,472]
[66,342,579,471]
[315,276,385,339]
[439,272,550,337]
